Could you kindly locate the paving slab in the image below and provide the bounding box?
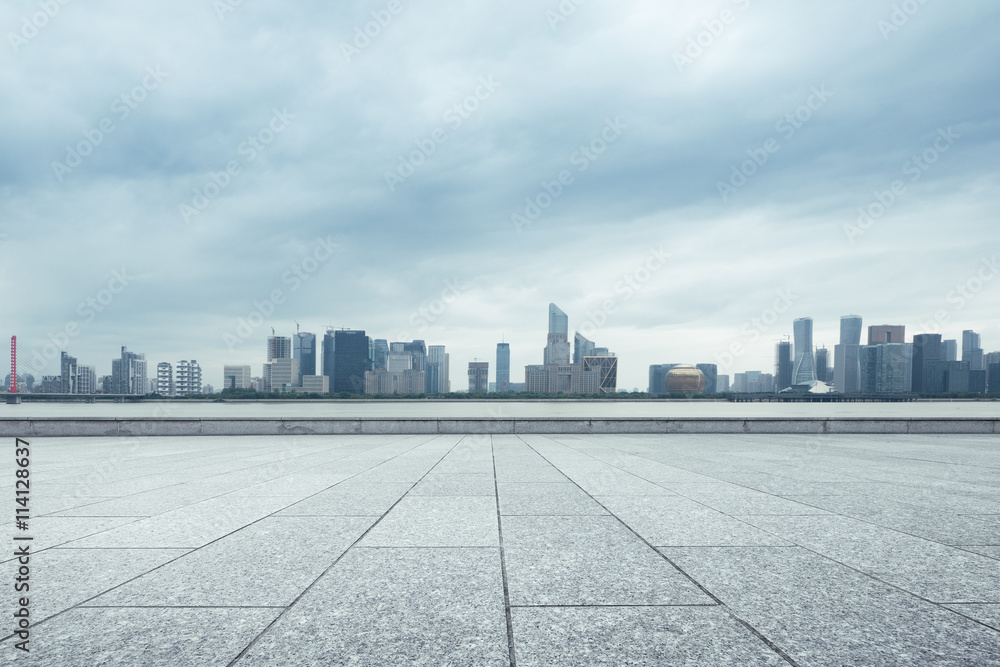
[664,546,1000,666]
[276,482,412,516]
[88,517,374,607]
[498,482,608,515]
[511,606,787,666]
[235,547,509,666]
[502,515,711,606]
[360,495,500,547]
[1,607,281,665]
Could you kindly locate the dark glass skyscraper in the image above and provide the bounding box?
[912,334,943,393]
[775,341,793,391]
[326,329,371,393]
[294,332,316,385]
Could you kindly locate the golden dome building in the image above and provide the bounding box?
[664,365,706,394]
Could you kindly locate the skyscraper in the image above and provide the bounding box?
[223,365,252,389]
[912,334,944,393]
[868,325,905,345]
[573,333,595,364]
[267,336,292,362]
[648,364,680,395]
[427,345,448,394]
[545,304,571,365]
[775,341,793,391]
[860,343,912,393]
[696,363,718,394]
[332,330,370,393]
[496,342,510,392]
[962,330,985,371]
[294,332,316,384]
[112,347,147,395]
[815,347,830,383]
[942,339,958,363]
[371,339,389,371]
[60,351,77,393]
[549,303,568,335]
[834,315,862,393]
[792,318,816,385]
[468,362,489,393]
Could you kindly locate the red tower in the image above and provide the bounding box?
[9,336,15,393]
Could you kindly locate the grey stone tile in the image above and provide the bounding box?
[671,484,832,515]
[19,548,190,621]
[498,483,607,515]
[502,516,710,606]
[596,496,791,547]
[410,473,496,496]
[962,546,1000,559]
[2,607,280,665]
[49,485,227,517]
[781,494,1000,544]
[236,548,509,666]
[563,471,675,496]
[360,496,499,547]
[65,496,293,549]
[89,517,374,607]
[511,607,786,666]
[664,546,1000,666]
[744,515,1000,602]
[0,517,141,561]
[944,604,1000,630]
[276,482,412,516]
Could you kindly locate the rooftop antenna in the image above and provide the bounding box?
[295,321,300,334]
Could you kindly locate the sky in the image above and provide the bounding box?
[1,0,998,391]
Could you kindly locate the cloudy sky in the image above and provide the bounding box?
[1,0,998,391]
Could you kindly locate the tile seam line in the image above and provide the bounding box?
[549,439,1000,634]
[519,434,802,667]
[225,434,465,667]
[492,436,519,667]
[0,434,442,641]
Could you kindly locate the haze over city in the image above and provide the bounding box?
[1,0,998,390]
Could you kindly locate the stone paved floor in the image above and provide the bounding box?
[3,433,1000,665]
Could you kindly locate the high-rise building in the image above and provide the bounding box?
[573,333,595,365]
[962,330,985,371]
[545,304,571,365]
[834,315,862,393]
[468,362,489,393]
[942,339,958,363]
[331,330,370,393]
[365,370,425,395]
[868,325,905,345]
[775,341,793,391]
[584,356,618,394]
[532,303,607,394]
[696,363,718,394]
[427,345,448,394]
[60,351,77,393]
[371,339,389,371]
[268,336,292,362]
[223,365,252,390]
[860,343,913,393]
[294,332,316,384]
[76,365,96,394]
[717,375,730,393]
[496,342,511,392]
[156,362,174,395]
[549,303,568,335]
[815,348,830,383]
[792,318,817,385]
[174,360,203,395]
[988,362,1000,394]
[912,334,943,393]
[112,347,147,395]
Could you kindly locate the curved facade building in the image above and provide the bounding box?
[792,318,816,385]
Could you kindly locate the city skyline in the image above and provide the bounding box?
[1,2,998,393]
